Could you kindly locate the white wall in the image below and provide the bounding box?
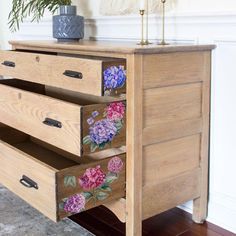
[0,0,236,234]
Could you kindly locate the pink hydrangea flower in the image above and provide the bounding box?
[108,156,124,174]
[79,165,106,190]
[64,194,86,213]
[106,102,125,121]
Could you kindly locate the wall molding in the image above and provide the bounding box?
[13,12,236,234]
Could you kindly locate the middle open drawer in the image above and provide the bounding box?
[0,79,126,158]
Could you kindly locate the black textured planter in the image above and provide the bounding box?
[53,5,84,42]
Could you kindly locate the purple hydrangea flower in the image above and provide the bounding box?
[89,119,117,145]
[108,156,124,174]
[103,66,126,90]
[87,117,95,125]
[64,194,86,213]
[92,111,99,118]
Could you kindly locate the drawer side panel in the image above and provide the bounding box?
[56,154,126,220]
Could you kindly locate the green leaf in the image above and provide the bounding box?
[64,176,77,188]
[96,191,109,201]
[99,142,106,150]
[8,0,72,32]
[59,202,65,210]
[100,185,112,192]
[83,135,91,145]
[105,173,118,184]
[115,120,123,131]
[90,142,98,152]
[82,192,93,200]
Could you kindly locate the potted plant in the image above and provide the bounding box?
[8,0,84,41]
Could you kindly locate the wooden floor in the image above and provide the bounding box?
[70,207,235,236]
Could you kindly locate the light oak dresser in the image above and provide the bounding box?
[0,40,215,236]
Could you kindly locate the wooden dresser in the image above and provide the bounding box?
[0,40,215,236]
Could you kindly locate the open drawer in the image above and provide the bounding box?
[0,50,126,97]
[0,125,126,222]
[0,79,126,158]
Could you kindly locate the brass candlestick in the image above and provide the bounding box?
[138,9,146,45]
[159,0,169,45]
[145,0,152,45]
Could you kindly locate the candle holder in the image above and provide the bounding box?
[158,0,169,45]
[144,0,152,45]
[138,9,146,45]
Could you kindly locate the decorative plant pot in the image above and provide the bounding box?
[53,5,84,42]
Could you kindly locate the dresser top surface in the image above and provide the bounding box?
[9,40,216,55]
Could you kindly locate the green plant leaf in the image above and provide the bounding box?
[83,135,91,145]
[115,120,123,131]
[99,142,106,150]
[96,191,109,201]
[59,202,65,210]
[90,142,98,152]
[82,192,93,200]
[100,185,112,192]
[64,176,77,188]
[105,173,118,184]
[8,0,72,32]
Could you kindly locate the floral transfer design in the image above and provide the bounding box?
[103,65,126,95]
[60,156,124,214]
[83,102,126,153]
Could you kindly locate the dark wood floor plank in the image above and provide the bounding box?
[70,207,236,236]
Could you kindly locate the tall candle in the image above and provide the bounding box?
[140,0,145,10]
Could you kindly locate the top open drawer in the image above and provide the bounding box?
[0,50,126,97]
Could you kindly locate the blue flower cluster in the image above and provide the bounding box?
[103,66,126,90]
[89,119,117,145]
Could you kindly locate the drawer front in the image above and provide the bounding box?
[0,82,126,157]
[0,131,126,222]
[0,140,57,221]
[56,154,126,220]
[0,50,126,96]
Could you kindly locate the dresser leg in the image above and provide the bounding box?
[192,197,208,224]
[193,52,211,225]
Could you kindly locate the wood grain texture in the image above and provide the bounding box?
[9,40,216,55]
[56,154,126,221]
[192,52,211,223]
[0,50,125,96]
[0,125,126,222]
[126,54,143,236]
[0,139,57,221]
[103,198,126,223]
[143,135,201,185]
[143,118,202,146]
[0,80,126,158]
[142,168,201,220]
[143,83,202,127]
[143,52,206,89]
[0,81,82,156]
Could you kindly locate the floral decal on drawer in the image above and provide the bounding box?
[60,156,124,214]
[83,102,126,152]
[103,66,126,96]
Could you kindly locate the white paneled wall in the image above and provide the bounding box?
[0,3,236,233]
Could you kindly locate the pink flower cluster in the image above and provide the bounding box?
[108,156,124,174]
[63,194,85,213]
[79,165,106,190]
[106,102,125,121]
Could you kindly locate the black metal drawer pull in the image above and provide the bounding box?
[20,175,38,190]
[2,61,15,67]
[43,118,62,128]
[63,70,83,79]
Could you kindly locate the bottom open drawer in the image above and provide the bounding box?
[0,124,126,222]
